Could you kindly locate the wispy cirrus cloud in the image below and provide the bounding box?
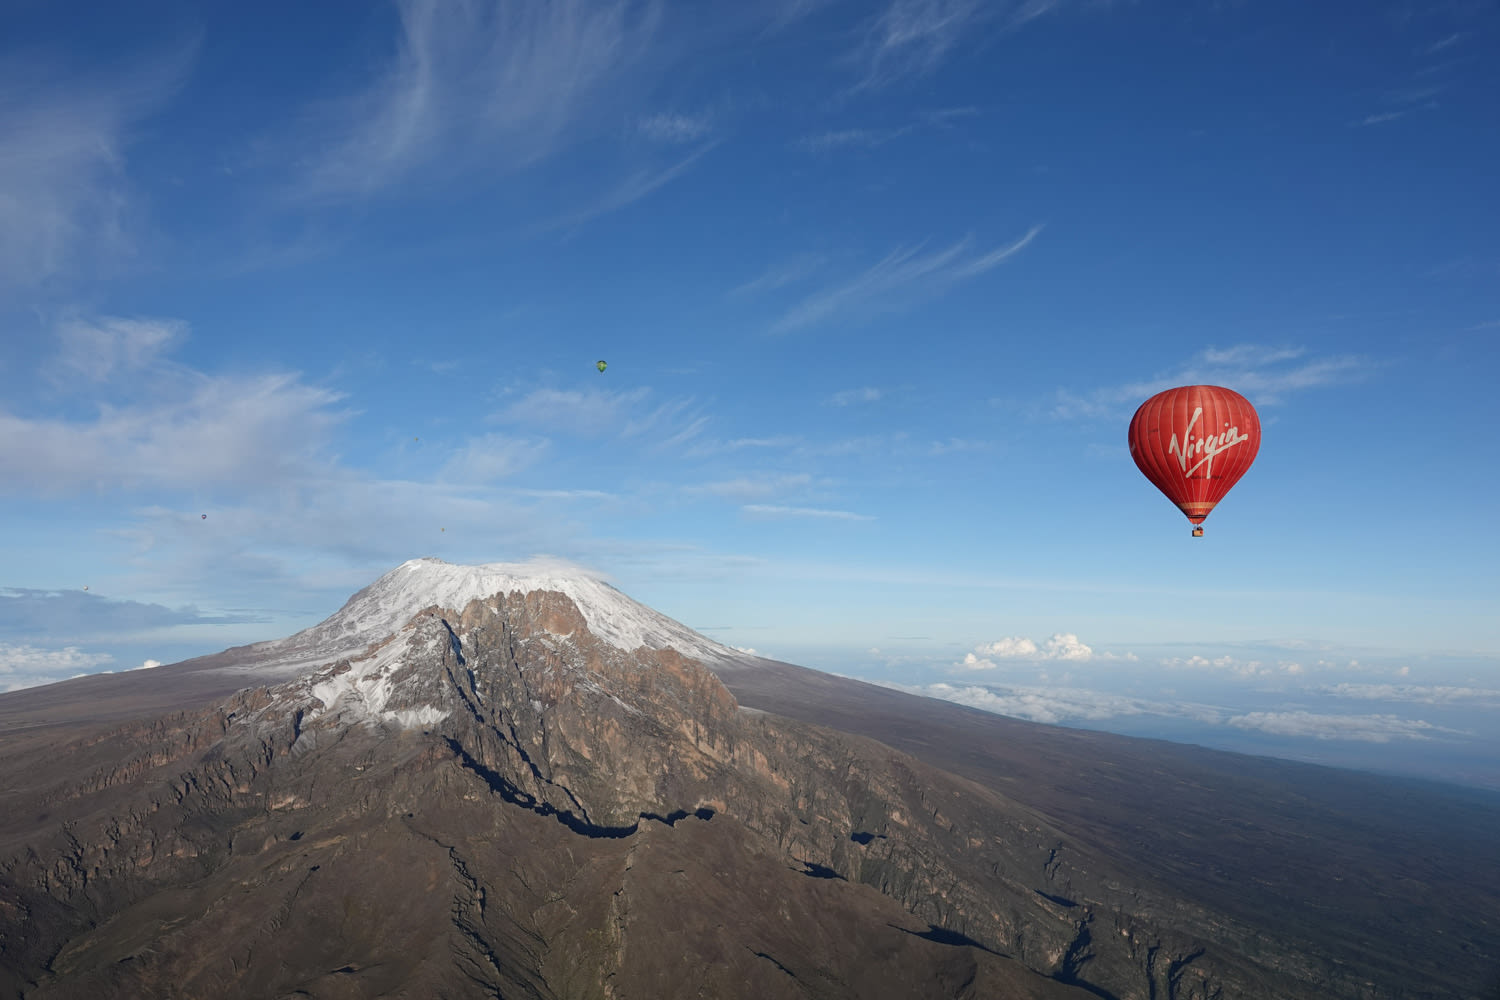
[500,387,651,436]
[795,108,981,154]
[846,0,985,92]
[536,141,719,233]
[291,0,664,198]
[1352,82,1444,128]
[498,385,707,450]
[845,0,1068,92]
[683,435,803,458]
[1421,32,1465,55]
[797,125,914,153]
[52,315,185,382]
[763,0,841,33]
[731,254,826,297]
[1050,343,1377,419]
[0,43,191,292]
[742,504,874,521]
[771,224,1043,333]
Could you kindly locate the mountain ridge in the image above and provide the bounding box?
[1,559,1496,998]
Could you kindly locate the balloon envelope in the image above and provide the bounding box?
[596,360,607,373]
[1128,385,1260,527]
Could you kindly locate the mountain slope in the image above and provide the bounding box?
[1,560,1496,999]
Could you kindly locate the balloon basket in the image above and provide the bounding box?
[1191,527,1204,538]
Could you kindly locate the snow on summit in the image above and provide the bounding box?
[236,557,742,678]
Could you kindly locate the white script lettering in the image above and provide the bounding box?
[1167,407,1250,478]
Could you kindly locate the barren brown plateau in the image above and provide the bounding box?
[1,590,1497,999]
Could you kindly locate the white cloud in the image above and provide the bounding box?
[1196,345,1305,367]
[742,504,874,521]
[293,0,665,197]
[0,643,114,692]
[958,651,998,670]
[905,681,1222,726]
[133,659,162,671]
[622,394,706,443]
[1,319,349,495]
[977,636,1039,658]
[1226,710,1454,743]
[442,434,551,483]
[496,386,706,450]
[897,683,1468,745]
[1162,654,1274,678]
[829,387,882,406]
[1318,683,1500,707]
[53,315,185,381]
[1041,633,1094,660]
[500,387,651,436]
[685,435,802,457]
[771,225,1043,333]
[688,474,813,500]
[1052,343,1377,419]
[961,632,1130,668]
[0,46,188,291]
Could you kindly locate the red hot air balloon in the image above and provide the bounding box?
[1128,385,1260,537]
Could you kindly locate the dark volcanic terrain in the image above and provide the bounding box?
[1,563,1496,999]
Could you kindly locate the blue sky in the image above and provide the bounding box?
[3,0,1497,787]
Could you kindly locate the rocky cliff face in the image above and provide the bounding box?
[0,586,1451,999]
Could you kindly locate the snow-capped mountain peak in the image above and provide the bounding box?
[235,557,742,679]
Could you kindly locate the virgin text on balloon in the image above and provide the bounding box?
[1168,407,1252,479]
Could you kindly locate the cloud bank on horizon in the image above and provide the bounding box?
[1,0,1496,783]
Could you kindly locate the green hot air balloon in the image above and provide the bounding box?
[596,360,607,373]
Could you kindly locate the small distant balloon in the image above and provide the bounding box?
[201,514,207,520]
[82,585,88,591]
[596,360,607,373]
[441,527,446,532]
